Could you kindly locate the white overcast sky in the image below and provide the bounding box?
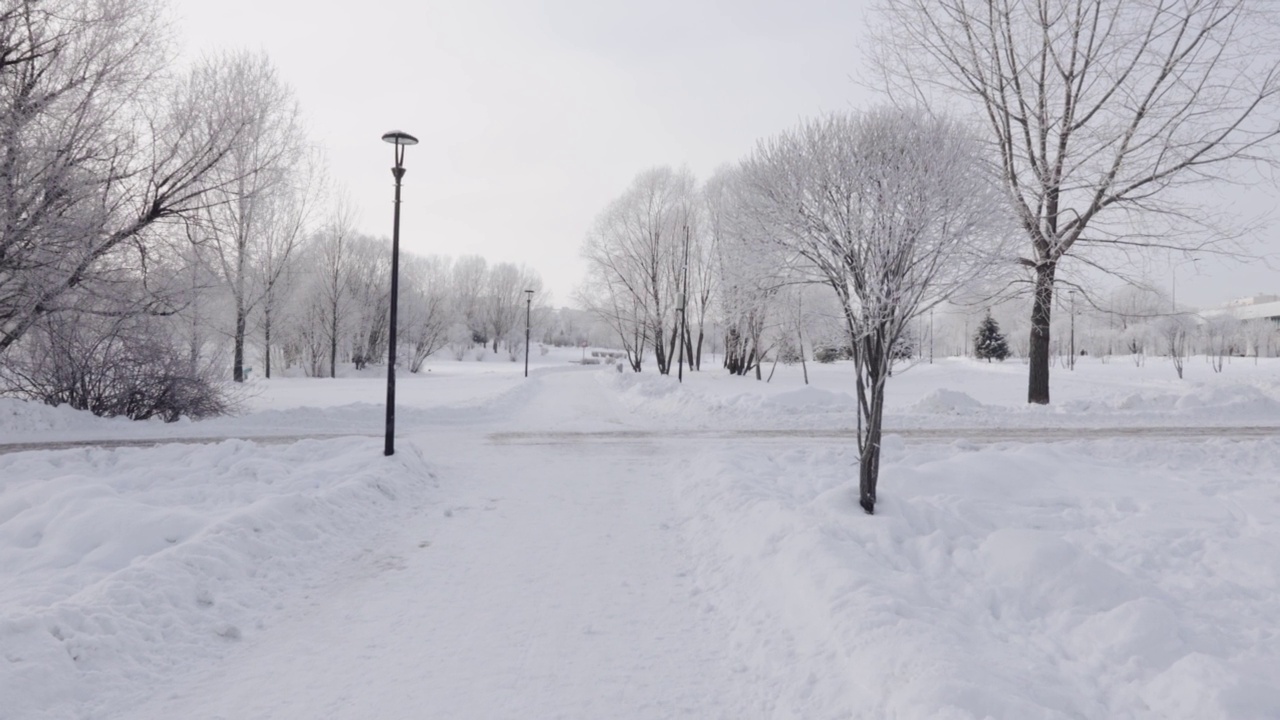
[170,0,1277,309]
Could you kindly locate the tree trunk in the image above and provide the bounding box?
[263,315,272,378]
[694,328,704,371]
[233,301,246,382]
[859,376,886,515]
[1027,262,1057,404]
[655,326,669,375]
[799,330,809,385]
[666,316,680,374]
[329,310,338,379]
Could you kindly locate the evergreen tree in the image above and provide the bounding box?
[974,313,1010,362]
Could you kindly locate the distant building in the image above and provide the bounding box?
[1200,294,1280,324]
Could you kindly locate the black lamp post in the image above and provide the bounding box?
[524,289,533,378]
[382,130,418,457]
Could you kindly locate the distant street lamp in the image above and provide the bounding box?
[382,130,418,457]
[524,289,534,378]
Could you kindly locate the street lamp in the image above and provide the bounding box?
[382,130,418,457]
[524,289,534,378]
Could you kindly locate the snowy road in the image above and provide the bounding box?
[490,425,1280,445]
[6,424,1278,456]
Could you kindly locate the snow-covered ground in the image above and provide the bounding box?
[2,350,1279,718]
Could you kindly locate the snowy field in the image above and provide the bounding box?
[2,349,1279,719]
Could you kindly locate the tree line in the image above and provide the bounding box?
[0,0,549,421]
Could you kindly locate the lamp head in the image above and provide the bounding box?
[382,130,419,146]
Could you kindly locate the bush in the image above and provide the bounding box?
[1,312,234,421]
[890,335,915,361]
[814,344,854,363]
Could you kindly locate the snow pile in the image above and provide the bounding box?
[1058,382,1280,425]
[676,438,1280,718]
[909,388,985,415]
[760,386,857,413]
[1173,383,1280,414]
[0,438,433,720]
[607,372,859,429]
[606,372,723,425]
[0,398,136,438]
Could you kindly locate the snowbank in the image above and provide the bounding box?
[0,437,433,720]
[0,398,138,438]
[675,438,1280,719]
[909,388,985,414]
[603,359,1280,432]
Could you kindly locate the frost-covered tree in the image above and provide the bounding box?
[876,0,1280,404]
[973,313,1011,362]
[580,167,696,374]
[451,255,489,345]
[703,165,786,379]
[344,235,391,368]
[191,51,313,382]
[0,0,263,357]
[1157,314,1194,379]
[399,255,452,372]
[1202,314,1240,373]
[300,208,360,377]
[739,108,1012,514]
[483,262,543,354]
[1240,319,1277,362]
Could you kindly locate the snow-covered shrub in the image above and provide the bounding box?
[1,312,233,421]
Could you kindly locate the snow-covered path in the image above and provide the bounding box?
[105,372,746,719]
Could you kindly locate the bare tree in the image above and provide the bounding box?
[875,0,1280,403]
[191,51,311,382]
[1157,314,1194,378]
[255,156,322,378]
[298,204,359,377]
[580,167,695,374]
[399,254,452,372]
[344,235,391,368]
[1240,318,1276,362]
[483,262,543,354]
[577,271,650,372]
[0,0,261,357]
[451,255,489,346]
[1203,313,1239,372]
[686,203,718,371]
[740,109,1011,514]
